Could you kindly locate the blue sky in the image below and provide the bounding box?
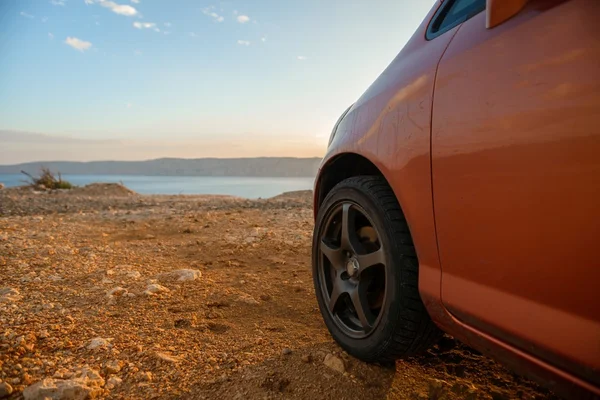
[0,0,435,162]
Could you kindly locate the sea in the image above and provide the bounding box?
[0,174,315,199]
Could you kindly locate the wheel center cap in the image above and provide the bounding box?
[346,257,359,277]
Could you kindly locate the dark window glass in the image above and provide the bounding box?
[427,0,486,39]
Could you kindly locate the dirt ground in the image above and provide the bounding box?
[0,184,561,399]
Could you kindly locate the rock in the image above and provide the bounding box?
[87,337,111,350]
[107,287,127,297]
[0,381,13,397]
[281,348,292,356]
[0,287,21,302]
[301,354,311,363]
[0,183,4,190]
[75,368,104,386]
[104,360,121,375]
[323,354,345,374]
[237,294,259,305]
[125,270,141,279]
[137,371,153,382]
[143,283,169,296]
[106,376,122,389]
[23,369,105,400]
[158,269,201,282]
[155,352,181,363]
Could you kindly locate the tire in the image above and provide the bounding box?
[312,175,441,362]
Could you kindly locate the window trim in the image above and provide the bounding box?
[425,0,486,41]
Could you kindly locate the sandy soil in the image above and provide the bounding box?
[0,185,561,399]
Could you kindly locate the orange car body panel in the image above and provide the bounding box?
[314,0,600,397]
[432,0,600,391]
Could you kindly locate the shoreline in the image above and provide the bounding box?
[0,176,315,199]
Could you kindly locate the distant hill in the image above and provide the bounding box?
[0,158,322,177]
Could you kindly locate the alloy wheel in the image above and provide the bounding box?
[317,201,387,338]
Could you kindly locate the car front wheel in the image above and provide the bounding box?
[312,176,441,362]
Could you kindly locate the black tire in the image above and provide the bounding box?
[312,175,441,362]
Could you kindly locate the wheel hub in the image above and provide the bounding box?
[346,257,359,277]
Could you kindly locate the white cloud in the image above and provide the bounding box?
[261,37,267,42]
[133,21,156,29]
[20,11,34,19]
[237,40,250,46]
[131,0,139,3]
[88,0,137,16]
[163,22,171,27]
[297,56,307,61]
[202,7,224,23]
[65,36,92,51]
[48,32,54,39]
[237,15,249,23]
[50,0,66,6]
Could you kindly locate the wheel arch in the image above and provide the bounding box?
[315,152,389,219]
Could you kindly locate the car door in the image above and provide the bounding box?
[431,0,600,385]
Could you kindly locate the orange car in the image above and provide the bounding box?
[311,0,600,398]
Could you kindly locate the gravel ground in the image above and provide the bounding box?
[0,184,561,399]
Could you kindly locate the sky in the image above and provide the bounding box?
[0,0,436,163]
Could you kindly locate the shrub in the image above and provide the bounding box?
[21,167,75,190]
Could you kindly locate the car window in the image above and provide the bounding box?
[426,0,486,40]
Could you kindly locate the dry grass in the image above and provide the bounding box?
[20,167,73,190]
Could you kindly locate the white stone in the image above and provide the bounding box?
[23,368,104,400]
[159,269,201,282]
[143,283,169,296]
[106,287,127,297]
[87,337,111,350]
[237,294,259,305]
[323,354,345,374]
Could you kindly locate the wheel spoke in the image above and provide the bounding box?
[320,239,343,270]
[350,283,376,331]
[340,203,359,253]
[357,248,385,274]
[328,277,350,312]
